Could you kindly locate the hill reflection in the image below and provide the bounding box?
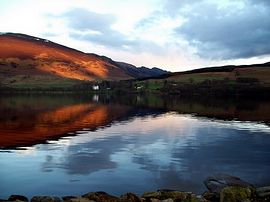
[0,95,133,148]
[0,94,270,149]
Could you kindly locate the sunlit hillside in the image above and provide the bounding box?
[0,33,131,87]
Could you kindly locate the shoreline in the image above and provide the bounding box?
[1,174,270,202]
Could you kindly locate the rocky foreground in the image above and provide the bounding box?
[1,174,270,202]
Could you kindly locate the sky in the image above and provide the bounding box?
[0,0,270,72]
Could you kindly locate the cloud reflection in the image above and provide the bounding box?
[37,114,270,194]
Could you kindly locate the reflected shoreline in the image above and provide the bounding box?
[0,94,270,149]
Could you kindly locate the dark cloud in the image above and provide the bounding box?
[174,1,270,59]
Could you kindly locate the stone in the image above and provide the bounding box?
[119,193,141,202]
[82,192,118,202]
[196,195,211,202]
[8,195,29,202]
[62,196,77,202]
[161,199,173,202]
[31,196,61,202]
[220,186,252,202]
[69,197,95,202]
[141,192,161,199]
[149,199,160,202]
[142,190,193,201]
[256,186,270,198]
[160,190,191,201]
[204,174,252,193]
[202,192,219,202]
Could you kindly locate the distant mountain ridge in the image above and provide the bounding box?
[88,53,169,79]
[115,62,169,79]
[175,62,270,76]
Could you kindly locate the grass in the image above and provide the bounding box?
[0,75,82,90]
[167,66,270,86]
[171,74,227,83]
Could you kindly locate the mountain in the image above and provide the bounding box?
[0,33,131,81]
[115,62,169,79]
[0,33,168,89]
[88,54,169,79]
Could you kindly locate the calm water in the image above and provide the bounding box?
[0,94,270,198]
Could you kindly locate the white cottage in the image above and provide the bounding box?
[92,85,99,90]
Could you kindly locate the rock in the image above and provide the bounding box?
[119,193,141,202]
[220,186,252,202]
[68,197,95,202]
[204,174,253,193]
[195,196,209,202]
[160,199,173,202]
[31,196,61,202]
[62,196,77,202]
[149,199,160,202]
[256,186,270,198]
[141,192,161,199]
[8,195,29,202]
[82,192,118,202]
[142,190,195,201]
[202,192,219,202]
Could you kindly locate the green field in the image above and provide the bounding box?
[0,75,81,90]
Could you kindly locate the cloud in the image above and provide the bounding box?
[135,11,164,29]
[64,8,115,33]
[163,0,201,17]
[174,1,270,59]
[60,8,163,54]
[62,8,131,48]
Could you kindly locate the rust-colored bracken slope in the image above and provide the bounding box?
[0,33,131,80]
[0,101,132,148]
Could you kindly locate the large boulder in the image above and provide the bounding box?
[256,186,270,198]
[82,191,118,202]
[204,174,253,193]
[8,195,29,202]
[142,190,200,201]
[202,192,219,202]
[62,196,77,202]
[220,186,252,202]
[31,196,61,202]
[119,193,141,202]
[66,197,95,202]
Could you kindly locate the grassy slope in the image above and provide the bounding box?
[0,75,81,90]
[0,33,131,90]
[131,63,270,96]
[167,66,270,85]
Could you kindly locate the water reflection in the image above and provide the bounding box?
[0,94,270,198]
[0,95,134,148]
[1,94,270,149]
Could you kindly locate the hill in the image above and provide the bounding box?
[165,62,270,84]
[0,33,168,89]
[131,62,270,97]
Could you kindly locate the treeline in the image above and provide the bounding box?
[1,78,270,98]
